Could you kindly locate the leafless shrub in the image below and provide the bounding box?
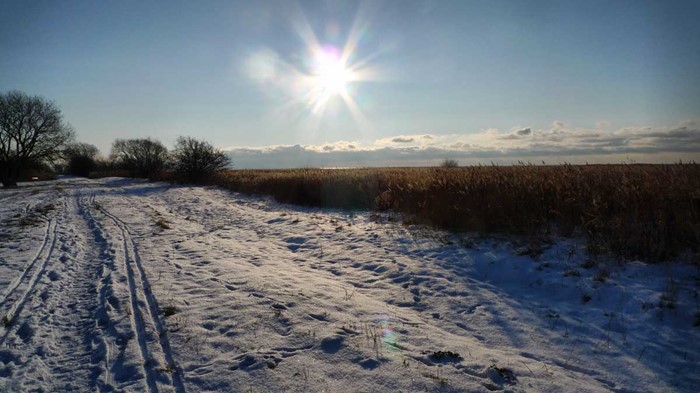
[64,142,100,177]
[440,158,459,168]
[172,136,230,183]
[110,138,168,179]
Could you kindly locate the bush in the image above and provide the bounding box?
[440,159,459,168]
[18,160,56,181]
[110,138,168,179]
[64,142,100,177]
[172,136,230,183]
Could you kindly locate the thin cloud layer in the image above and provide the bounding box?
[225,122,700,168]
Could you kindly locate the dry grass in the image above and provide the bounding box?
[211,164,700,262]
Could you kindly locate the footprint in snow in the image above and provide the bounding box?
[308,313,330,322]
[17,322,34,343]
[356,358,381,370]
[233,354,266,371]
[285,237,306,251]
[320,336,345,354]
[202,322,215,331]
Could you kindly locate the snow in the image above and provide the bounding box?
[0,177,698,392]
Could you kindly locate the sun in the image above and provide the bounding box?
[311,46,355,99]
[245,8,380,121]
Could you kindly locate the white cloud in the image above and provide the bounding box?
[552,120,567,130]
[595,121,610,129]
[224,122,700,168]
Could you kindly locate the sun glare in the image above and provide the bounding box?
[246,5,380,124]
[313,47,353,96]
[305,45,363,115]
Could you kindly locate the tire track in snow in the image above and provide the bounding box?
[81,190,158,391]
[30,192,113,391]
[0,217,58,340]
[0,217,53,309]
[0,191,118,391]
[78,192,129,390]
[95,195,186,393]
[94,195,160,393]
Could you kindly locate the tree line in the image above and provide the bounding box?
[0,90,230,188]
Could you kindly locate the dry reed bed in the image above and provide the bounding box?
[212,165,700,262]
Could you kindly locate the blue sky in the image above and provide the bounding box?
[1,0,699,167]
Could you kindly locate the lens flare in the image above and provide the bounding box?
[245,4,384,131]
[376,314,400,352]
[306,45,361,114]
[314,46,353,95]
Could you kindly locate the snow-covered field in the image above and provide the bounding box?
[0,177,698,392]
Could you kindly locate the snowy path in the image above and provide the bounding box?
[0,178,698,392]
[95,193,186,393]
[0,190,108,391]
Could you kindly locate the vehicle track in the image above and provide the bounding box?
[94,194,186,393]
[78,189,161,391]
[0,217,54,308]
[33,192,113,391]
[78,192,125,390]
[0,217,58,342]
[0,191,123,392]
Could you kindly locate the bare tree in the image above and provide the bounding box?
[110,138,168,179]
[172,136,230,183]
[64,142,101,177]
[0,91,74,187]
